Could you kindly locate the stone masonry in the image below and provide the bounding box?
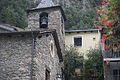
[0,30,63,80]
[34,31,62,80]
[27,6,65,56]
[0,33,32,80]
[0,0,65,80]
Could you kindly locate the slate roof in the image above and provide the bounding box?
[37,0,55,8]
[0,24,18,32]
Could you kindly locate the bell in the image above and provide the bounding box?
[41,17,47,25]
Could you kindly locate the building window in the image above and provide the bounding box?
[45,69,50,80]
[113,69,120,80]
[39,12,48,28]
[50,40,55,57]
[74,37,82,47]
[93,38,96,41]
[61,17,64,34]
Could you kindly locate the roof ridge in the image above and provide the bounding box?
[37,0,55,8]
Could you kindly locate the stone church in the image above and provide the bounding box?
[0,0,65,80]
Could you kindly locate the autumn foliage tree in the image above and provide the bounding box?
[95,0,120,50]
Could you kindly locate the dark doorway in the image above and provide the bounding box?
[45,69,50,80]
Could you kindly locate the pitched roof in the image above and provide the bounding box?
[37,0,55,8]
[0,24,18,32]
[65,29,102,33]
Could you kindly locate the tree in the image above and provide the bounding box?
[85,49,104,80]
[64,46,84,80]
[64,0,100,30]
[0,0,38,28]
[64,47,104,80]
[95,0,120,50]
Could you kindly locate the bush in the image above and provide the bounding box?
[64,48,104,80]
[0,0,38,28]
[64,46,84,80]
[85,49,104,80]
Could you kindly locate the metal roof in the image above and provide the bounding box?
[65,29,102,33]
[104,58,120,62]
[37,0,55,8]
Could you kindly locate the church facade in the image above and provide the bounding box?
[0,0,65,80]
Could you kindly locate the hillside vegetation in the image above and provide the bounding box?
[0,0,101,29]
[0,0,37,28]
[64,0,102,30]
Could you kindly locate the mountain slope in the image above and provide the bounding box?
[31,0,101,30]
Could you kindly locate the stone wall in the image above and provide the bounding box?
[0,3,65,80]
[34,33,62,80]
[0,34,32,80]
[0,32,63,80]
[27,7,64,32]
[27,7,65,56]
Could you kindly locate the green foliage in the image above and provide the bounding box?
[85,49,104,80]
[64,47,103,80]
[64,46,83,80]
[64,0,100,30]
[0,0,37,28]
[88,0,102,7]
[96,0,120,48]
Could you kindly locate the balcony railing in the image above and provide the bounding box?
[103,50,120,58]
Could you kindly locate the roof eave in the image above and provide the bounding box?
[0,24,18,32]
[65,29,102,33]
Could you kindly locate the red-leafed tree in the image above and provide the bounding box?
[95,0,120,51]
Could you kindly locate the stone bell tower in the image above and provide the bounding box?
[27,0,66,54]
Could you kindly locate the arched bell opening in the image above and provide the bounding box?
[39,12,48,29]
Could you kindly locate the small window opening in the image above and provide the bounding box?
[39,12,48,28]
[74,37,82,47]
[93,38,96,41]
[38,35,42,39]
[50,41,54,57]
[46,34,49,37]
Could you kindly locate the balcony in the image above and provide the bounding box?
[103,50,120,61]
